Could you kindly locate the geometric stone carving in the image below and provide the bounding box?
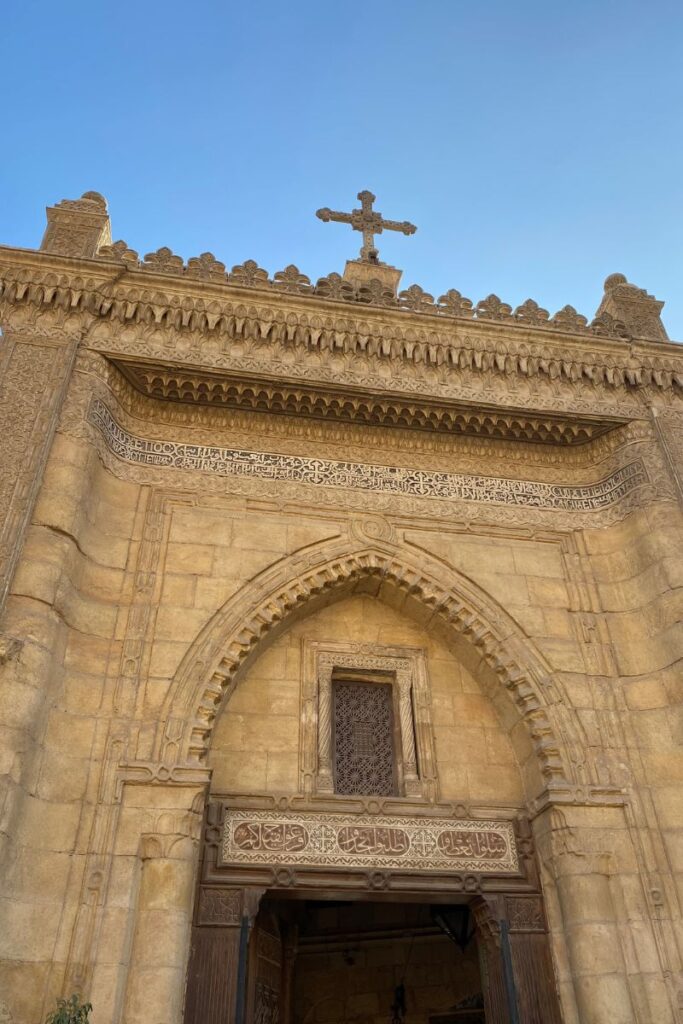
[514,299,549,325]
[40,191,111,258]
[97,240,140,265]
[227,259,270,287]
[437,289,474,317]
[505,895,545,932]
[141,246,184,274]
[197,887,243,926]
[594,273,668,342]
[186,253,227,281]
[475,294,513,320]
[272,265,311,293]
[549,304,589,332]
[333,680,396,797]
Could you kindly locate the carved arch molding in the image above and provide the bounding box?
[156,537,580,795]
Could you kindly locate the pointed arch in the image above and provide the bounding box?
[156,536,578,792]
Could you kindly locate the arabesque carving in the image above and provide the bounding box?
[220,808,519,874]
[89,399,649,513]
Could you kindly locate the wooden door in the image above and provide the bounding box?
[246,906,284,1024]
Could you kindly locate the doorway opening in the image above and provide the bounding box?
[250,897,486,1024]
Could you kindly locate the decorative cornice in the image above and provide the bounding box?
[113,359,625,446]
[1,248,682,395]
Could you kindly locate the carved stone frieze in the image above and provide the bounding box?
[221,808,519,874]
[92,353,658,473]
[88,399,650,514]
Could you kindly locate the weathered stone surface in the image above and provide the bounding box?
[0,192,681,1024]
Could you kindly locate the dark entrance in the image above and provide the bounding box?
[184,888,562,1024]
[183,801,564,1024]
[267,897,485,1023]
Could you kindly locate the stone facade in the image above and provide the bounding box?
[0,192,682,1024]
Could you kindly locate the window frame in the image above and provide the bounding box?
[299,640,438,802]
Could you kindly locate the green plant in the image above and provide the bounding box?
[45,995,92,1024]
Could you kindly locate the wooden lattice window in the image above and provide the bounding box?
[302,642,438,800]
[332,680,397,796]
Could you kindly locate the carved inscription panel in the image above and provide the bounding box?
[89,399,648,513]
[221,809,519,874]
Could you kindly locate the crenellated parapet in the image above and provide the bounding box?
[26,190,673,347]
[1,250,682,395]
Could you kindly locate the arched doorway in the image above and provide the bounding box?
[180,584,565,1023]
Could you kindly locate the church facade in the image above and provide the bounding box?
[0,190,682,1024]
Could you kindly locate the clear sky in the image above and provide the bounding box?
[2,0,682,339]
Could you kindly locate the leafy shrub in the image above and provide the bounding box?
[45,996,92,1024]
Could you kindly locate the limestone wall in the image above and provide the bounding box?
[0,336,681,1024]
[209,595,524,807]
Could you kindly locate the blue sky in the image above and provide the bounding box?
[2,1,682,338]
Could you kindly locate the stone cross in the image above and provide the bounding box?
[316,190,417,264]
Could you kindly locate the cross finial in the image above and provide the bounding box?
[316,190,417,264]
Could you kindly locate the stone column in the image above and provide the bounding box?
[534,807,637,1024]
[316,665,334,793]
[396,670,421,796]
[122,829,200,1024]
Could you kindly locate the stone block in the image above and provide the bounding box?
[473,572,530,608]
[527,577,570,609]
[147,640,187,677]
[467,764,524,804]
[36,750,90,802]
[433,725,485,764]
[17,795,82,852]
[169,508,233,546]
[161,573,198,606]
[451,692,501,728]
[437,762,469,800]
[210,750,268,792]
[266,752,299,792]
[165,542,214,577]
[512,543,565,578]
[231,519,288,553]
[0,896,63,959]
